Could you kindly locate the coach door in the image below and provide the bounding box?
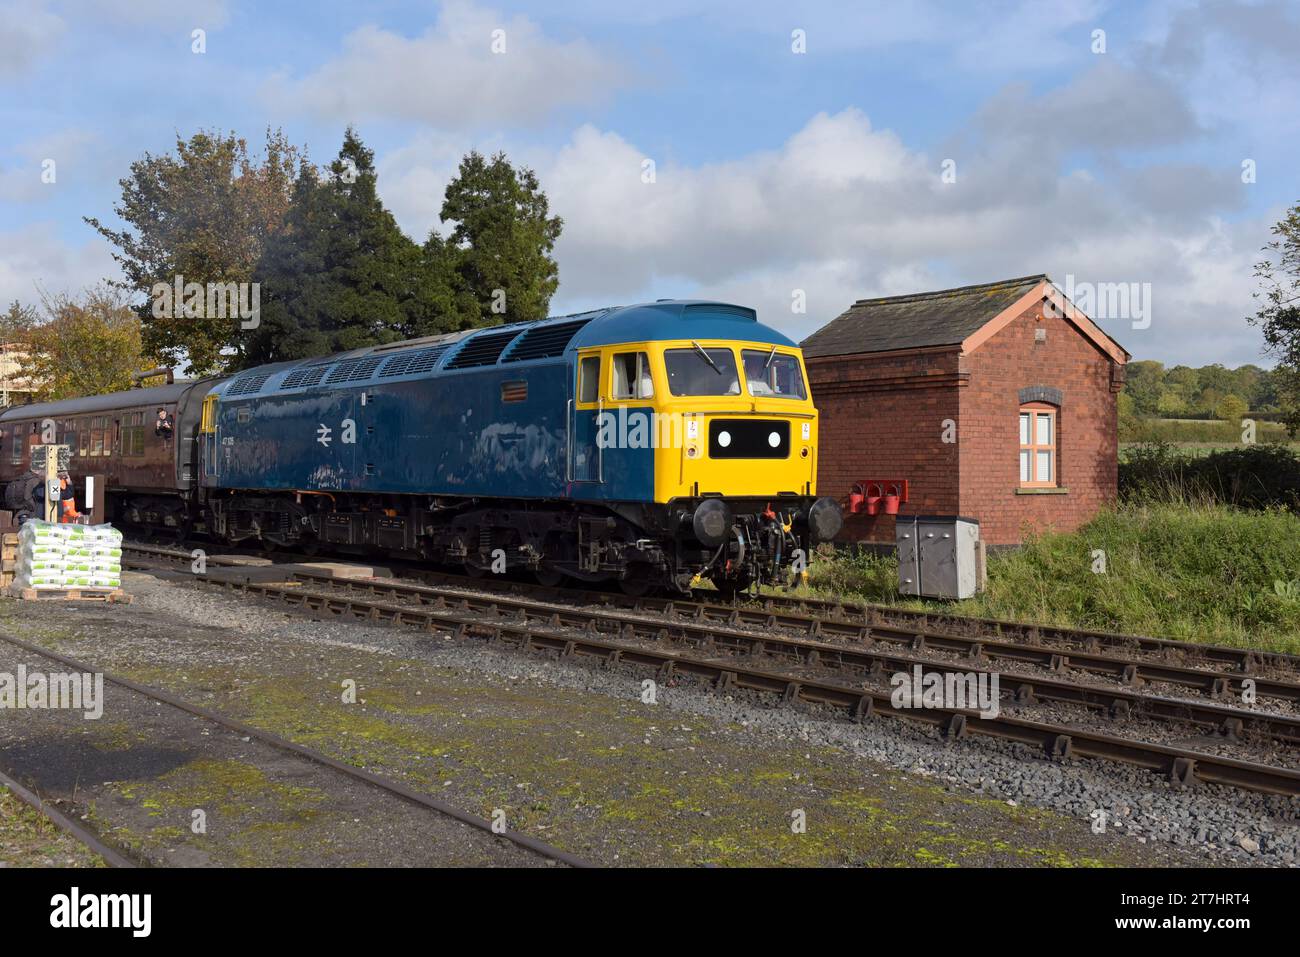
[200,393,219,480]
[568,351,603,485]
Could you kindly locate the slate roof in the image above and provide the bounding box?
[800,274,1048,359]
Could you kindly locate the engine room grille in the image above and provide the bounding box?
[504,318,592,362]
[379,345,449,378]
[445,328,522,369]
[226,371,273,396]
[279,364,331,390]
[324,356,384,384]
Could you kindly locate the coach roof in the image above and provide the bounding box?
[0,380,203,422]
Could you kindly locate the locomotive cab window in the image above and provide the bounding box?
[1019,402,1057,488]
[612,352,654,400]
[741,349,807,399]
[664,345,740,397]
[577,355,601,404]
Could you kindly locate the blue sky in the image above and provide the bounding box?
[2,0,1298,366]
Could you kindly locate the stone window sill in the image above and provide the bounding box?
[1015,487,1069,495]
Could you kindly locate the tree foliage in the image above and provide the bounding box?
[91,128,565,371]
[246,129,483,364]
[1250,201,1300,434]
[25,286,147,400]
[86,128,301,375]
[1122,359,1282,420]
[440,150,563,327]
[1214,393,1248,424]
[1,301,38,343]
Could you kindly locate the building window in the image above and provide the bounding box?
[1019,402,1057,487]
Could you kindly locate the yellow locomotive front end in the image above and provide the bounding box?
[571,333,840,594]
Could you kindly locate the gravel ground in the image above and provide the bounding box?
[0,641,554,868]
[2,567,1292,866]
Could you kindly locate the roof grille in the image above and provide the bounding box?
[324,356,384,384]
[445,328,522,369]
[227,372,273,396]
[379,345,450,378]
[279,364,330,390]
[504,318,592,362]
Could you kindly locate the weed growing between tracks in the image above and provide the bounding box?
[806,503,1300,653]
[0,786,105,868]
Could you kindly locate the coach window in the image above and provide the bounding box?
[1019,402,1057,488]
[578,355,601,404]
[612,352,654,400]
[79,420,89,457]
[9,428,20,465]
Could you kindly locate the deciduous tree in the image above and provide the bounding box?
[1250,201,1300,434]
[86,129,301,375]
[27,286,147,400]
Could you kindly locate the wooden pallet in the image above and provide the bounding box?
[2,532,16,591]
[7,586,132,604]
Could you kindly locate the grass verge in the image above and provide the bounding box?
[805,503,1300,654]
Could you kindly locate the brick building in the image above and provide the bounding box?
[801,275,1129,546]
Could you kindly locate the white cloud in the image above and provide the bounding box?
[0,0,65,78]
[262,1,627,128]
[0,130,98,203]
[0,222,117,309]
[375,103,1270,365]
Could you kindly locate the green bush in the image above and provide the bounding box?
[1119,442,1300,509]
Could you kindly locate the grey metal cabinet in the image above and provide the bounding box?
[896,515,984,600]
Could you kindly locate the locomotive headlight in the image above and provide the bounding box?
[686,444,700,458]
[717,430,731,448]
[767,431,780,448]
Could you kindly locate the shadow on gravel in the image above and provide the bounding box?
[4,737,191,793]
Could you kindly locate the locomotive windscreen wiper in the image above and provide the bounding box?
[691,340,722,375]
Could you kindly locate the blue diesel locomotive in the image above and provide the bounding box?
[0,300,841,594]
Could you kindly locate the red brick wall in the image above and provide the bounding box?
[958,301,1118,544]
[808,348,963,543]
[806,304,1120,545]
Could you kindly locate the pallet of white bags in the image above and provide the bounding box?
[8,586,132,603]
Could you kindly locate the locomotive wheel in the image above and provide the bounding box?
[619,563,658,597]
[533,565,565,588]
[710,573,754,602]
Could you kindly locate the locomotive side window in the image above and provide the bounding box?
[741,349,807,400]
[578,355,601,404]
[612,352,654,400]
[664,347,740,397]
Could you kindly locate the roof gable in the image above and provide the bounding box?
[800,274,1127,363]
[801,275,1046,358]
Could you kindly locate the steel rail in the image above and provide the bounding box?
[0,632,592,868]
[146,566,1300,797]
[293,569,1300,747]
[122,542,1300,702]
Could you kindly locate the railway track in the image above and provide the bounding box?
[0,631,591,868]
[122,543,1300,797]
[0,765,134,868]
